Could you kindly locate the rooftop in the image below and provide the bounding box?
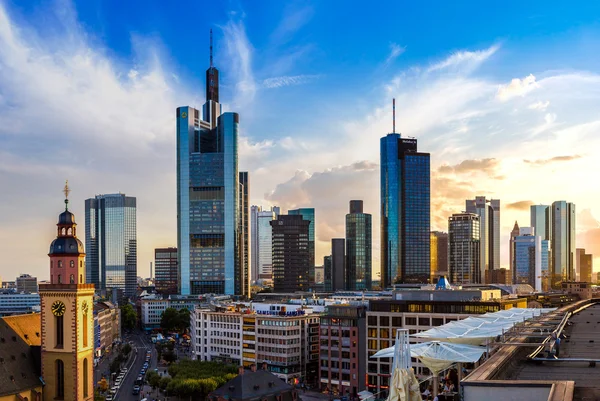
[2,313,41,346]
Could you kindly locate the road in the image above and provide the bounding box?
[114,331,156,401]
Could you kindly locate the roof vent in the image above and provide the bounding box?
[22,352,27,359]
[0,337,5,343]
[10,375,14,381]
[35,332,40,337]
[269,382,274,387]
[12,336,16,342]
[0,357,4,363]
[24,334,29,339]
[11,355,16,360]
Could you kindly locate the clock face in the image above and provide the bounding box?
[82,300,89,315]
[52,300,66,317]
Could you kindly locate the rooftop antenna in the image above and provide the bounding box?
[210,29,213,68]
[393,98,396,133]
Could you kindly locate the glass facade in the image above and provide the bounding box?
[288,208,315,283]
[448,213,480,284]
[176,52,248,296]
[155,247,178,295]
[251,206,280,283]
[380,134,430,286]
[345,201,372,290]
[85,194,137,297]
[465,197,501,279]
[270,215,310,292]
[551,201,576,288]
[513,234,549,291]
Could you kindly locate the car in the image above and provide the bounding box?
[132,385,141,395]
[115,380,122,387]
[105,396,113,401]
[122,368,128,372]
[110,387,118,394]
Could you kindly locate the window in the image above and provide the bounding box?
[56,316,64,348]
[432,318,444,327]
[83,313,88,347]
[368,316,377,326]
[83,358,89,397]
[56,359,65,399]
[380,316,389,326]
[392,317,402,327]
[57,274,62,284]
[418,318,430,326]
[70,274,74,284]
[405,317,417,326]
[70,260,74,268]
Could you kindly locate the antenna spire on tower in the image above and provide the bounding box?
[393,98,396,133]
[210,29,213,68]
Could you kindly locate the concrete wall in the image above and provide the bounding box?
[463,385,551,401]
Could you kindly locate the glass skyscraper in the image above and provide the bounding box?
[465,196,501,281]
[448,213,480,284]
[380,134,430,286]
[512,227,549,292]
[250,206,280,284]
[288,208,315,282]
[176,32,248,296]
[85,193,137,298]
[551,201,576,288]
[345,200,372,290]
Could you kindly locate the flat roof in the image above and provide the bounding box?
[508,303,600,400]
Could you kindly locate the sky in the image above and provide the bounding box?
[1,0,600,282]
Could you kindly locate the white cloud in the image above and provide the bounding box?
[528,100,550,111]
[270,5,313,46]
[497,74,539,101]
[263,74,321,88]
[427,44,499,73]
[384,43,406,67]
[221,19,256,108]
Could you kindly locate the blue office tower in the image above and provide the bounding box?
[176,31,248,296]
[380,133,430,286]
[288,208,316,283]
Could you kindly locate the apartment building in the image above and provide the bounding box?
[93,301,121,357]
[141,294,208,329]
[191,303,320,385]
[366,290,526,394]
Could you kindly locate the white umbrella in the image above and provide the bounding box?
[386,330,421,401]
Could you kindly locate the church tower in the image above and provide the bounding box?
[40,181,94,401]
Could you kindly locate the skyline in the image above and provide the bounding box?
[2,1,600,281]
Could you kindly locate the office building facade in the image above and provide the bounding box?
[176,33,248,295]
[85,193,137,298]
[430,231,449,281]
[289,208,316,283]
[551,201,576,287]
[380,134,430,286]
[512,228,549,291]
[576,248,593,283]
[239,172,250,296]
[448,213,481,284]
[155,247,178,295]
[319,305,367,396]
[16,274,38,293]
[465,197,500,280]
[331,238,346,291]
[323,256,332,292]
[509,221,520,275]
[270,215,311,292]
[251,206,280,283]
[345,200,372,290]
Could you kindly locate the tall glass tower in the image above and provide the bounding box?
[448,213,480,284]
[85,193,137,298]
[345,200,372,290]
[551,201,576,288]
[250,206,280,283]
[465,197,501,281]
[380,133,430,286]
[176,31,248,296]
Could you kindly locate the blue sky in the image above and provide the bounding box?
[2,0,600,280]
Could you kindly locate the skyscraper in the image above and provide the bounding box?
[465,196,500,281]
[380,131,430,286]
[331,238,346,291]
[176,31,248,295]
[576,248,593,282]
[551,201,576,287]
[288,208,315,283]
[512,227,549,292]
[239,172,249,297]
[345,200,372,290]
[323,256,332,292]
[430,231,449,281]
[530,205,552,241]
[448,213,480,284]
[155,247,178,295]
[85,193,137,298]
[270,215,310,292]
[250,206,280,284]
[509,221,520,273]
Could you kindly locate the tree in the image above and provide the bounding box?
[159,377,172,390]
[98,378,109,393]
[177,308,191,331]
[121,303,137,330]
[122,343,132,355]
[110,358,121,374]
[160,308,181,332]
[147,371,161,389]
[163,350,177,364]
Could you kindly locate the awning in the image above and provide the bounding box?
[412,308,556,345]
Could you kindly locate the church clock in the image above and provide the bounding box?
[51,300,66,316]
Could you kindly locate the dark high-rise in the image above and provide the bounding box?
[155,247,178,295]
[288,208,315,283]
[85,193,137,298]
[448,213,480,284]
[380,132,430,286]
[270,215,310,292]
[176,31,248,295]
[331,238,346,291]
[239,172,249,297]
[346,200,372,290]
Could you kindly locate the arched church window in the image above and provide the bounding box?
[55,359,64,399]
[57,274,62,284]
[70,274,74,284]
[70,260,74,268]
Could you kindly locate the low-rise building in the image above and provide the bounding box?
[319,304,367,397]
[0,292,40,316]
[366,289,527,394]
[16,274,38,293]
[141,294,210,330]
[191,303,320,386]
[93,301,121,357]
[561,281,593,300]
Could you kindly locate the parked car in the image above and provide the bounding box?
[132,385,141,395]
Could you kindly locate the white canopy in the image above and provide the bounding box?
[412,308,556,345]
